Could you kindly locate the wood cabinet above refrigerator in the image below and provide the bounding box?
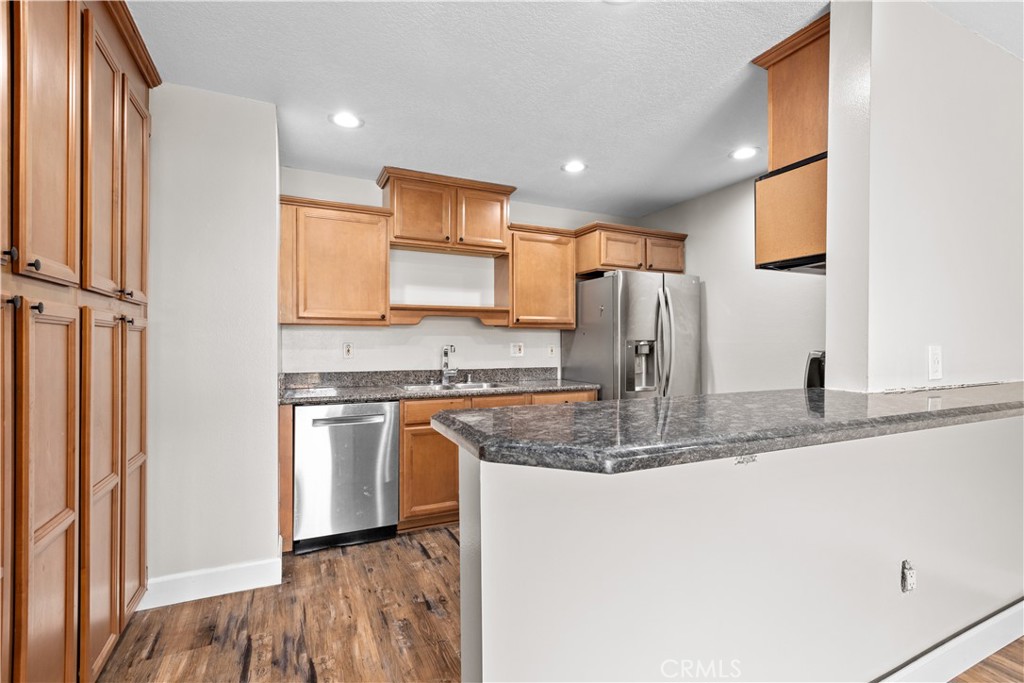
[752,13,829,273]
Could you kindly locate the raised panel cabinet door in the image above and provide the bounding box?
[120,78,149,304]
[399,426,459,522]
[1,0,10,266]
[456,188,508,250]
[79,307,120,681]
[768,32,829,170]
[13,298,80,683]
[754,158,827,266]
[81,9,122,297]
[511,232,575,328]
[12,0,81,285]
[278,205,297,324]
[645,237,685,273]
[296,207,389,322]
[0,295,15,680]
[599,231,645,270]
[392,178,453,245]
[120,316,146,622]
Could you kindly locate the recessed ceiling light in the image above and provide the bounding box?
[330,111,363,129]
[730,146,759,160]
[562,160,587,173]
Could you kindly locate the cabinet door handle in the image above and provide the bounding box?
[515,317,520,323]
[30,302,44,314]
[118,289,134,299]
[2,247,17,261]
[637,262,642,268]
[458,237,464,242]
[119,315,135,325]
[28,259,41,271]
[445,235,451,242]
[648,263,654,269]
[380,314,386,320]
[4,296,21,309]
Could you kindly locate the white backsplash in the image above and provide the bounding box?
[280,318,560,372]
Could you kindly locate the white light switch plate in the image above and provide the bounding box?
[928,345,942,380]
[343,342,354,359]
[510,343,525,357]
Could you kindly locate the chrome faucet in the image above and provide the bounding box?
[441,345,458,385]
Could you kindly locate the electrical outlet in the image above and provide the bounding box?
[928,345,942,380]
[343,342,354,359]
[510,342,525,358]
[547,344,557,358]
[901,560,916,593]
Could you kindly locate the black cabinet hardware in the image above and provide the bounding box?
[4,296,21,309]
[2,247,17,261]
[30,302,44,314]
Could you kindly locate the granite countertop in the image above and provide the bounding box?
[430,382,1024,475]
[279,368,599,406]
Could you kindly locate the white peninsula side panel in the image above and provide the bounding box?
[460,417,1024,682]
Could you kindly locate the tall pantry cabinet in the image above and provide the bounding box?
[1,1,159,680]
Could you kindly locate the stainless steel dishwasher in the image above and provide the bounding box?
[293,401,399,553]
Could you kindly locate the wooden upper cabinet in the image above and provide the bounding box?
[14,298,80,683]
[379,167,515,255]
[456,188,508,250]
[510,228,575,329]
[1,0,10,266]
[391,177,453,245]
[755,158,827,266]
[754,14,830,171]
[121,316,146,623]
[120,80,149,304]
[12,0,81,285]
[80,307,121,681]
[82,10,122,297]
[645,237,685,273]
[576,224,686,275]
[753,14,829,270]
[293,203,390,324]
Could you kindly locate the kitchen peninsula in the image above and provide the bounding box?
[433,383,1024,682]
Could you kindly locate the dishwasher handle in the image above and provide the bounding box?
[312,415,387,427]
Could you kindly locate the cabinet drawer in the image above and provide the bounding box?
[471,394,530,409]
[403,398,470,426]
[530,391,596,405]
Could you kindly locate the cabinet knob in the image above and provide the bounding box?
[637,262,642,268]
[515,317,520,323]
[28,259,41,271]
[380,314,386,320]
[119,315,135,325]
[118,289,135,299]
[2,247,17,261]
[445,235,451,242]
[648,263,654,269]
[4,296,21,309]
[458,237,464,242]
[30,302,44,314]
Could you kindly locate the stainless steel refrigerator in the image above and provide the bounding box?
[561,270,701,399]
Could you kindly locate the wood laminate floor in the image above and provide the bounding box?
[99,525,461,682]
[954,637,1024,683]
[100,526,1021,682]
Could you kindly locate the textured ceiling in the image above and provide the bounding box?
[129,1,837,217]
[928,1,1023,60]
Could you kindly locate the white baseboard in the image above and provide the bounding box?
[885,601,1024,682]
[138,556,282,610]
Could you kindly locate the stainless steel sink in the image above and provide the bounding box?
[401,382,508,392]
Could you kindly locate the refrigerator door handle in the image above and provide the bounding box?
[663,285,676,396]
[656,287,668,397]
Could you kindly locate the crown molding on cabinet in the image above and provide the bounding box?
[280,194,393,216]
[752,13,830,68]
[106,1,162,87]
[376,166,516,195]
[573,221,688,242]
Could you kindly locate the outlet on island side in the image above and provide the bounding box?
[510,342,525,358]
[343,342,354,359]
[927,345,942,380]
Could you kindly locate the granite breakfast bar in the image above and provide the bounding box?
[432,383,1024,682]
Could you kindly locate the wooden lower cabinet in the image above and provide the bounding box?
[80,308,121,681]
[13,298,80,682]
[0,295,15,680]
[530,390,597,405]
[121,316,146,622]
[399,398,467,530]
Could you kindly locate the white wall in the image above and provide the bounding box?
[639,180,826,393]
[281,319,559,373]
[143,84,281,607]
[279,167,629,373]
[827,0,1024,391]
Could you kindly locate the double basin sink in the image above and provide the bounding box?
[400,382,509,392]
